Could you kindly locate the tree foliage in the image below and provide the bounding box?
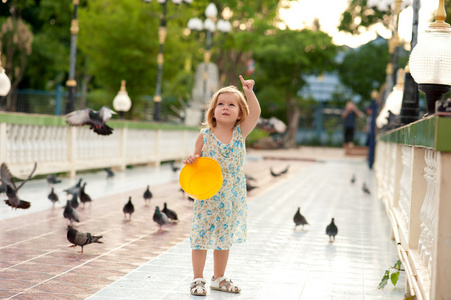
[253,28,338,146]
[337,40,389,103]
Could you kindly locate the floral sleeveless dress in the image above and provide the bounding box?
[190,125,247,250]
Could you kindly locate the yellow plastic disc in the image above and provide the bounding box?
[179,157,223,200]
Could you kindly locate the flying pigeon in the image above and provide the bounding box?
[0,182,6,195]
[293,207,308,230]
[143,185,152,204]
[153,206,169,230]
[1,162,37,209]
[65,106,116,135]
[105,168,114,179]
[64,200,80,224]
[123,197,135,220]
[350,174,356,184]
[362,182,371,195]
[326,218,338,242]
[46,174,62,185]
[162,202,178,222]
[270,165,289,177]
[67,225,103,253]
[79,183,92,207]
[70,193,79,209]
[48,187,59,205]
[64,178,83,196]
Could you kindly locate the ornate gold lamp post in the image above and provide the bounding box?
[64,0,79,114]
[409,0,451,116]
[144,0,193,122]
[187,3,231,106]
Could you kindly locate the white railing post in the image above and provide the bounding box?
[431,152,451,299]
[66,126,77,178]
[0,123,6,165]
[119,127,127,171]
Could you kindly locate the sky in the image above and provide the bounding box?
[279,0,441,48]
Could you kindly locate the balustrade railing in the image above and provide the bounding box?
[0,113,198,177]
[375,116,451,300]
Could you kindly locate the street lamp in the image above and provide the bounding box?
[0,52,11,98]
[187,3,231,106]
[409,0,451,116]
[113,80,132,119]
[144,0,193,122]
[64,0,79,114]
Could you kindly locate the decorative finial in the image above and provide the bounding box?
[120,80,127,92]
[429,0,449,29]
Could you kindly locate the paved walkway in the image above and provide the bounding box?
[0,148,405,299]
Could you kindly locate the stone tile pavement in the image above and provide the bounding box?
[0,147,405,299]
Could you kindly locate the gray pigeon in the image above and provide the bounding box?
[48,187,59,205]
[70,193,79,209]
[123,197,135,220]
[65,106,116,135]
[143,185,152,204]
[67,225,103,253]
[79,183,92,207]
[64,178,83,196]
[326,218,338,242]
[64,200,80,224]
[153,206,169,230]
[105,168,115,179]
[293,207,308,230]
[362,182,371,195]
[1,162,37,209]
[162,202,178,222]
[270,165,289,177]
[46,174,62,185]
[350,174,356,184]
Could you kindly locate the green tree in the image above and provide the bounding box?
[337,40,389,103]
[253,28,338,147]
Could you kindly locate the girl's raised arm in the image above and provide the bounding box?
[239,75,261,139]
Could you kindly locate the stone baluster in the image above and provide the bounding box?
[418,149,437,271]
[399,145,412,231]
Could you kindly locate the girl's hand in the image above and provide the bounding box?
[239,75,255,92]
[183,154,200,165]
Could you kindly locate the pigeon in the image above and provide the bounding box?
[162,202,178,222]
[326,218,338,242]
[67,225,103,253]
[65,106,116,136]
[246,182,257,192]
[105,168,114,179]
[293,207,308,230]
[64,178,83,196]
[350,174,356,184]
[48,187,59,205]
[170,161,180,173]
[46,174,62,185]
[143,185,152,204]
[123,197,134,220]
[153,206,169,230]
[70,193,79,209]
[79,183,92,207]
[1,162,37,209]
[270,165,289,177]
[64,200,80,224]
[362,182,371,195]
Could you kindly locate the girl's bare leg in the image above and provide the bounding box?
[192,250,207,279]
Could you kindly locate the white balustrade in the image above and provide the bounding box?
[0,122,197,177]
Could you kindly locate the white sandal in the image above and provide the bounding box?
[190,278,207,296]
[210,276,241,293]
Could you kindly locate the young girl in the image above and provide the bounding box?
[183,75,261,296]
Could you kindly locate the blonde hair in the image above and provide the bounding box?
[203,85,249,129]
